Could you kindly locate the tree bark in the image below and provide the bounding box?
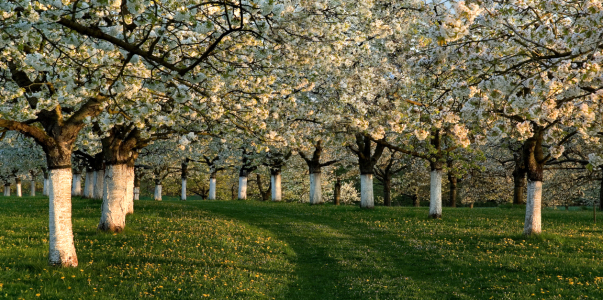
[513,173,527,205]
[16,178,22,197]
[154,180,162,201]
[84,170,94,198]
[383,178,392,206]
[256,174,271,201]
[334,178,341,205]
[271,169,282,201]
[98,164,131,233]
[351,134,385,209]
[413,193,420,207]
[429,168,443,218]
[4,183,10,196]
[125,166,134,214]
[309,173,322,204]
[181,178,187,201]
[48,168,78,267]
[238,175,248,200]
[599,171,603,211]
[43,169,49,196]
[181,161,188,201]
[93,169,104,200]
[360,174,374,208]
[299,141,338,205]
[524,181,542,235]
[30,179,36,196]
[133,171,141,201]
[71,172,82,197]
[448,174,457,208]
[209,172,217,200]
[523,131,545,235]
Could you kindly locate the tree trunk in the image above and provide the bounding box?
[448,175,457,208]
[271,170,282,201]
[383,178,392,207]
[125,166,135,214]
[309,173,322,204]
[599,172,603,211]
[30,179,36,196]
[413,193,420,207]
[209,173,217,200]
[181,178,187,201]
[98,164,131,233]
[524,180,542,235]
[181,161,188,201]
[4,184,10,196]
[42,169,49,196]
[256,174,271,201]
[133,172,140,201]
[523,131,545,235]
[16,178,22,197]
[429,169,443,218]
[48,168,78,267]
[238,176,248,200]
[231,185,236,200]
[154,181,162,201]
[71,173,82,197]
[84,170,94,198]
[360,174,374,208]
[513,173,526,205]
[334,178,341,205]
[93,170,104,199]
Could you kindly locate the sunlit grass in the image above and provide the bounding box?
[1,196,603,299]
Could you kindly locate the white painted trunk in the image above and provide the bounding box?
[16,182,22,197]
[125,167,134,215]
[98,164,130,232]
[48,168,78,267]
[238,177,247,200]
[360,174,374,208]
[271,174,282,201]
[93,170,104,199]
[84,171,94,198]
[524,181,542,235]
[309,173,322,204]
[43,179,48,196]
[429,170,443,218]
[209,178,217,200]
[154,184,162,201]
[30,180,36,196]
[133,187,140,201]
[181,178,187,201]
[4,185,10,196]
[71,174,82,196]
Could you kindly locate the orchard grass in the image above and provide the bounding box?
[1,197,603,299]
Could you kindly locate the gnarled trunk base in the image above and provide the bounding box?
[98,164,131,233]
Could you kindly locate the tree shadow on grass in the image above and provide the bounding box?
[192,201,603,300]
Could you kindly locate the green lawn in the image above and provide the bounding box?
[1,197,602,299]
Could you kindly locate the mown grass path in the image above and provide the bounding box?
[1,197,603,299]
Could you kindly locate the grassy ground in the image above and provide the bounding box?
[1,197,603,299]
